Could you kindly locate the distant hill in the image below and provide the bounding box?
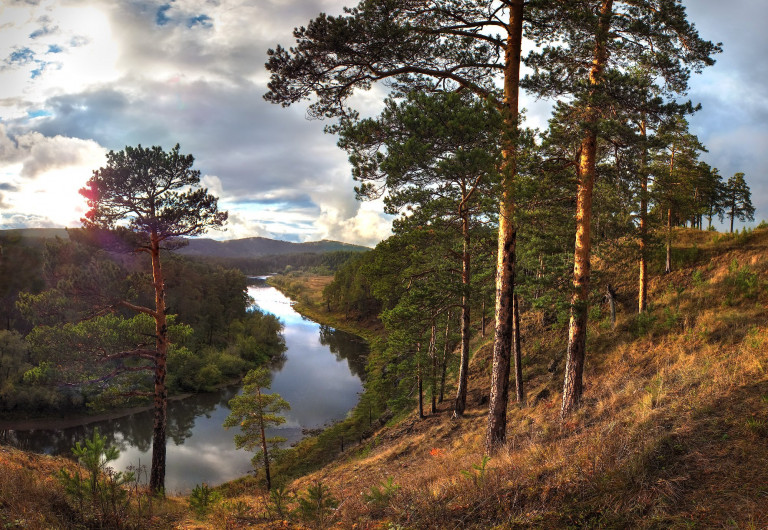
[177,237,369,259]
[0,228,70,240]
[0,228,368,258]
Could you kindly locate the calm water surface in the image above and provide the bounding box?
[1,281,367,493]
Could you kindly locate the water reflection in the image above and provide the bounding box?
[2,282,368,492]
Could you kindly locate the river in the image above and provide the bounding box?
[0,280,367,493]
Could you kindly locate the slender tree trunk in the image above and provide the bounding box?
[481,300,486,338]
[561,0,613,419]
[439,314,450,404]
[417,343,424,419]
[430,323,437,414]
[665,208,672,274]
[607,284,617,330]
[486,0,523,453]
[730,208,734,233]
[149,233,169,494]
[256,386,272,491]
[638,119,648,313]
[513,294,524,403]
[453,208,472,417]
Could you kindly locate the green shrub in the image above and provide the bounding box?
[632,312,657,337]
[266,485,293,520]
[725,260,760,300]
[295,481,339,529]
[57,429,136,528]
[460,455,492,487]
[362,476,400,513]
[189,483,221,518]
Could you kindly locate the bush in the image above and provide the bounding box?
[57,429,136,528]
[295,481,339,529]
[189,483,221,518]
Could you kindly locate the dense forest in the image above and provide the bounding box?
[0,230,286,416]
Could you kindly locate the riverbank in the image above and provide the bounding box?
[0,392,195,432]
[0,372,254,432]
[217,273,390,486]
[266,274,384,342]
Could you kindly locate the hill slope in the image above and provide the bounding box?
[0,228,368,258]
[224,228,768,528]
[2,228,767,528]
[177,236,369,258]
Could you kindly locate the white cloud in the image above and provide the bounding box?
[0,125,105,228]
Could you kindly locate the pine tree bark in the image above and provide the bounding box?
[149,232,169,494]
[439,314,450,404]
[561,0,613,419]
[513,294,523,403]
[486,0,524,453]
[453,206,472,417]
[638,119,648,313]
[665,208,672,274]
[417,343,424,419]
[430,323,437,414]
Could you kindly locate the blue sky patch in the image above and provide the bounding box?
[7,47,35,66]
[156,4,172,26]
[27,109,52,119]
[47,44,63,54]
[188,14,212,28]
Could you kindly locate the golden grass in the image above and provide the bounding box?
[252,228,768,528]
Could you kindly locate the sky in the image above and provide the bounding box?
[0,0,766,245]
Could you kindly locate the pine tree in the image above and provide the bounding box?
[79,143,227,493]
[725,172,755,233]
[337,91,501,418]
[223,367,290,491]
[263,0,527,452]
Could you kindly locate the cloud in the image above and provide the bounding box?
[2,0,765,243]
[0,124,105,179]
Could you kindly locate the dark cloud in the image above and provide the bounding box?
[0,183,20,192]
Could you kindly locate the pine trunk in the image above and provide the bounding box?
[439,315,450,404]
[638,120,648,313]
[561,0,613,419]
[430,323,437,414]
[481,300,486,338]
[453,208,472,417]
[417,343,424,419]
[513,294,523,403]
[486,0,523,453]
[149,233,169,494]
[665,208,672,274]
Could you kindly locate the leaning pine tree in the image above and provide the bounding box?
[223,367,290,491]
[79,143,227,493]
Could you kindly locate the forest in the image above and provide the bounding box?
[0,229,286,415]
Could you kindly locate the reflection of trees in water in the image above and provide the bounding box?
[318,325,369,380]
[3,386,235,456]
[269,352,288,372]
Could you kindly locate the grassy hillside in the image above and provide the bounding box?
[2,228,767,528]
[226,228,768,528]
